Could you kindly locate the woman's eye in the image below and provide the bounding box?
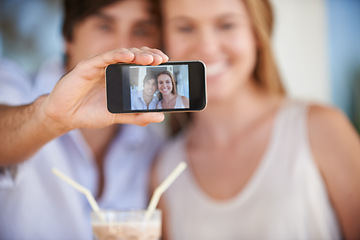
[219,22,236,31]
[177,25,194,33]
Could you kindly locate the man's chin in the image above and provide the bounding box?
[144,93,155,98]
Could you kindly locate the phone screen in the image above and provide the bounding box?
[106,61,206,113]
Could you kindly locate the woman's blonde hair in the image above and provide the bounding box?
[244,0,285,95]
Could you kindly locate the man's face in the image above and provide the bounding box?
[143,78,157,97]
[65,0,160,70]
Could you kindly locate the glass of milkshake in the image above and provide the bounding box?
[91,209,161,240]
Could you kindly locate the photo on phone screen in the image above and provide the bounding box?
[106,61,206,113]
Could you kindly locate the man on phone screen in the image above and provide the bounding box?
[0,0,167,239]
[131,72,159,110]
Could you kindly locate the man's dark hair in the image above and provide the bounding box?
[62,0,161,42]
[62,0,120,42]
[143,72,157,86]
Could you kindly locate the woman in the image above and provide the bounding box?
[152,0,360,239]
[156,70,189,109]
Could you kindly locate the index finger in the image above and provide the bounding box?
[78,48,136,74]
[140,47,169,63]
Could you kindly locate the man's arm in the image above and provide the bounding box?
[0,98,65,165]
[0,47,168,165]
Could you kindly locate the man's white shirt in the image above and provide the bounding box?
[131,91,159,110]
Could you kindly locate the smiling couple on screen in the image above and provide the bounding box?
[131,70,189,110]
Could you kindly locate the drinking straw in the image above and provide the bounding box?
[145,161,187,220]
[52,168,100,212]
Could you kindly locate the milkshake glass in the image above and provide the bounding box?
[91,209,161,240]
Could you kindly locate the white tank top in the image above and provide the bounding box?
[157,95,185,109]
[156,101,341,240]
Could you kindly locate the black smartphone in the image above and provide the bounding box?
[106,61,206,113]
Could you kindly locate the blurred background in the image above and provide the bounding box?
[0,0,359,134]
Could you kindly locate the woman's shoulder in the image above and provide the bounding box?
[180,95,189,108]
[284,100,348,131]
[306,104,360,239]
[307,103,352,139]
[180,95,189,100]
[306,101,360,176]
[305,102,358,151]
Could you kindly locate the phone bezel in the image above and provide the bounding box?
[106,61,207,113]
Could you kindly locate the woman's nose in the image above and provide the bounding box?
[194,27,221,60]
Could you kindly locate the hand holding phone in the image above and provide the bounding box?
[106,61,207,113]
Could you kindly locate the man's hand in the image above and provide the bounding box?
[41,47,168,133]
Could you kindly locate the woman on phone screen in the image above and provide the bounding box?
[151,0,360,239]
[156,70,189,109]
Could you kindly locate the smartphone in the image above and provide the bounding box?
[106,61,206,113]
